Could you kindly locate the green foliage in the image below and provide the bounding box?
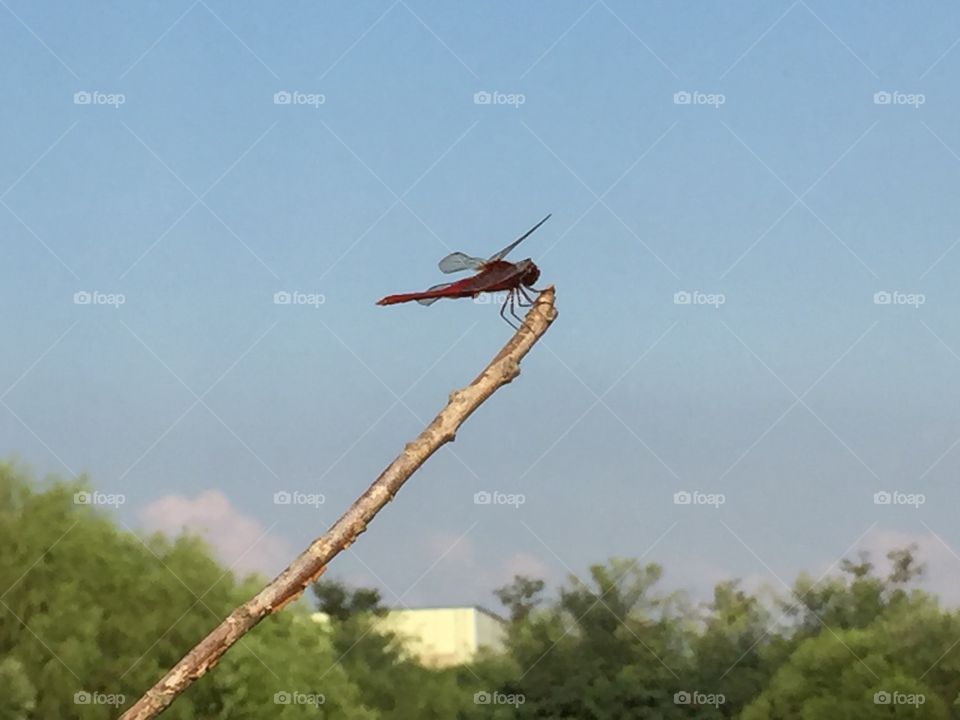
[0,463,403,719]
[0,657,36,719]
[494,575,545,623]
[309,580,468,718]
[4,460,960,719]
[313,579,387,620]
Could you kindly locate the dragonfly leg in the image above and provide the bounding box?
[499,293,519,329]
[508,290,525,326]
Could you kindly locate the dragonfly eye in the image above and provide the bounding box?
[523,264,541,287]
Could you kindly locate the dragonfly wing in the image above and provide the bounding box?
[438,252,486,274]
[416,282,457,305]
[487,213,552,262]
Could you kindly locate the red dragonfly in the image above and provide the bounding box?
[376,214,551,327]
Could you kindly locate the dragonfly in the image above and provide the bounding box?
[376,214,551,328]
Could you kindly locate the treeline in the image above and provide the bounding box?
[1,462,958,718]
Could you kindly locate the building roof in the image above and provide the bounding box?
[383,605,507,624]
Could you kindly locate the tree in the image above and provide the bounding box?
[312,580,386,621]
[0,462,371,719]
[494,575,544,623]
[310,578,468,719]
[744,550,952,720]
[689,580,775,717]
[498,559,687,719]
[8,459,960,719]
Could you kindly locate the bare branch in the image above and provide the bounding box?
[120,287,558,719]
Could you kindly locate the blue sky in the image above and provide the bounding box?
[4,1,960,608]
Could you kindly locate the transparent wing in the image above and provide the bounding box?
[488,213,552,262]
[438,252,486,274]
[417,282,457,305]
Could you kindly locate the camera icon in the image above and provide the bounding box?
[673,91,691,105]
[874,691,891,704]
[873,291,891,305]
[274,491,292,505]
[73,91,91,105]
[673,291,691,305]
[673,691,691,704]
[474,491,492,505]
[74,691,91,704]
[274,91,292,105]
[474,691,491,704]
[274,691,291,704]
[673,491,692,505]
[74,491,92,505]
[873,91,892,105]
[873,491,892,505]
[273,291,291,305]
[74,291,91,305]
[473,91,492,105]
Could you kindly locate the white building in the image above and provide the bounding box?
[312,605,507,668]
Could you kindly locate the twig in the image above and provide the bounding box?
[119,287,558,719]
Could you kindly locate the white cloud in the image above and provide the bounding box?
[139,489,293,576]
[502,552,550,583]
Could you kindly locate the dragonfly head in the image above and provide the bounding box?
[519,259,541,288]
